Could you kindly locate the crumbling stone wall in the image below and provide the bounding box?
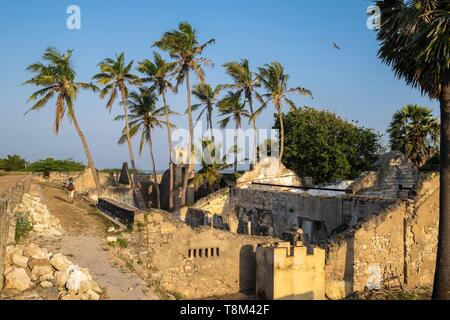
[325,173,439,299]
[126,210,276,299]
[230,188,399,241]
[32,170,112,191]
[0,175,31,290]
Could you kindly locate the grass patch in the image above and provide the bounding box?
[15,211,32,243]
[116,237,128,249]
[148,279,184,300]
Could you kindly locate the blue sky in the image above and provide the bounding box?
[0,0,438,170]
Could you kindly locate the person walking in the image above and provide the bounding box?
[67,177,75,204]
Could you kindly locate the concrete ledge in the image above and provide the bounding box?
[97,198,145,227]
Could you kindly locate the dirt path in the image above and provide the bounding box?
[29,183,157,300]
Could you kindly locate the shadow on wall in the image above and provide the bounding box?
[344,235,355,296]
[239,245,257,294]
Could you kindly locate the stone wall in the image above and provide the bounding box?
[324,173,439,299]
[256,242,325,300]
[97,198,145,227]
[127,210,276,299]
[32,170,113,191]
[0,175,31,290]
[230,187,399,241]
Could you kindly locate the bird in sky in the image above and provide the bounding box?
[332,42,341,50]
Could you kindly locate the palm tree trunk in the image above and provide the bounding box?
[433,79,450,300]
[148,132,161,209]
[181,68,194,206]
[208,109,214,142]
[234,121,238,173]
[162,91,174,210]
[250,99,258,165]
[71,111,101,191]
[121,87,137,186]
[278,107,285,160]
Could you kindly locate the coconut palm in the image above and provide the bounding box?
[93,53,141,185]
[222,59,261,163]
[375,0,449,299]
[191,83,221,139]
[256,62,312,160]
[192,138,232,193]
[154,21,215,206]
[388,104,440,167]
[24,47,101,190]
[116,88,172,209]
[218,91,251,173]
[138,52,178,209]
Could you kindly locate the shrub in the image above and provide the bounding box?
[15,212,32,243]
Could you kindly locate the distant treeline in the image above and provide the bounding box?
[0,156,85,172]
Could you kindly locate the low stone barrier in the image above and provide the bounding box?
[0,175,31,290]
[97,198,144,227]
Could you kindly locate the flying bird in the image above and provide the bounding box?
[332,42,341,50]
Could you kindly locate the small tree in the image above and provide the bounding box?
[274,107,382,184]
[388,104,440,167]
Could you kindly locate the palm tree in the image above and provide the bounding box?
[116,88,171,209]
[138,52,178,210]
[24,47,101,190]
[192,138,231,193]
[375,0,449,299]
[218,91,251,173]
[256,62,312,160]
[191,83,221,139]
[222,59,261,164]
[388,104,440,167]
[93,53,141,185]
[154,21,215,206]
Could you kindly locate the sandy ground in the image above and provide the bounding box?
[28,183,157,300]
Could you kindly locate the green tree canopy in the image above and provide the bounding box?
[387,104,440,167]
[0,155,28,171]
[274,107,382,184]
[26,158,85,172]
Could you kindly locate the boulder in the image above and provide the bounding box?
[28,258,52,270]
[40,281,53,288]
[54,271,68,287]
[50,253,70,271]
[5,268,31,291]
[79,280,92,293]
[107,236,118,243]
[87,289,100,300]
[24,243,48,259]
[11,254,29,269]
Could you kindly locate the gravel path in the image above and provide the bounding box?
[30,183,157,300]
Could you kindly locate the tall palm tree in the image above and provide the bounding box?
[222,59,261,163]
[256,62,312,160]
[191,83,221,139]
[138,52,177,210]
[218,92,251,173]
[93,53,141,185]
[24,47,101,190]
[375,0,449,299]
[116,88,171,209]
[154,21,215,206]
[388,104,440,167]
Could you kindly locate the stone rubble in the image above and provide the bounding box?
[16,194,63,237]
[2,243,102,300]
